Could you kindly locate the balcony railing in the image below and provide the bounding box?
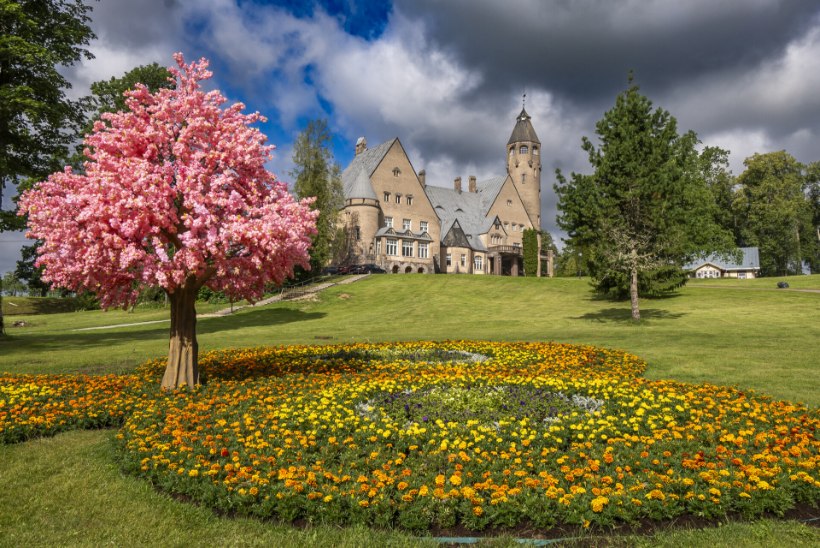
[488,245,523,256]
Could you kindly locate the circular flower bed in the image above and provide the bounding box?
[114,341,819,531]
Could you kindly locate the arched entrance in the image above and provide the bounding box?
[404,266,412,274]
[417,267,424,274]
[392,265,399,274]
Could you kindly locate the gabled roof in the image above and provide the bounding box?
[424,179,509,251]
[507,108,540,145]
[685,247,761,271]
[476,175,507,215]
[341,139,395,200]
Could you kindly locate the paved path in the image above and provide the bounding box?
[72,274,370,331]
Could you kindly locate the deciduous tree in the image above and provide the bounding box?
[19,54,317,388]
[290,119,344,274]
[734,151,815,275]
[555,82,734,320]
[0,0,95,334]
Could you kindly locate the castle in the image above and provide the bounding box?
[339,108,551,276]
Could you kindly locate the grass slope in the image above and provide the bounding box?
[2,275,818,405]
[1,275,818,546]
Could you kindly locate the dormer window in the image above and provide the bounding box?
[519,145,528,155]
[393,167,401,177]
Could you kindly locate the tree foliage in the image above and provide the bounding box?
[733,151,816,275]
[522,228,539,276]
[290,119,344,274]
[82,62,173,137]
[19,54,317,388]
[14,242,47,297]
[0,0,95,334]
[555,82,735,319]
[0,0,94,231]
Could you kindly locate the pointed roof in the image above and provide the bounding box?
[684,247,761,271]
[341,139,395,200]
[507,108,540,145]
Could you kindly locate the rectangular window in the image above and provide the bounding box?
[420,221,428,233]
[376,239,382,255]
[406,195,413,205]
[460,254,466,267]
[395,194,401,204]
[402,240,413,257]
[385,216,393,228]
[403,218,411,231]
[386,238,397,256]
[446,253,452,267]
[474,255,483,272]
[418,242,428,259]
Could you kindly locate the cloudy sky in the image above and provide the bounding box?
[3,0,820,275]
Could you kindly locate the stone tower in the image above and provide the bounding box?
[506,107,541,229]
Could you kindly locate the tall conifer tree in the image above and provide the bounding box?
[556,81,734,320]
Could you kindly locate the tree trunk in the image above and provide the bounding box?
[161,282,199,389]
[630,266,641,321]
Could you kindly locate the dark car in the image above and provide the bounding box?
[351,263,386,274]
[777,281,790,289]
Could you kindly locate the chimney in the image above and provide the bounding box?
[355,136,367,155]
[454,176,462,193]
[468,175,477,193]
[418,169,426,187]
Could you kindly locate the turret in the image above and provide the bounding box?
[506,107,541,229]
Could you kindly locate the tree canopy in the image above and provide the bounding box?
[290,119,344,274]
[555,82,735,320]
[0,0,94,229]
[734,151,816,276]
[19,54,318,388]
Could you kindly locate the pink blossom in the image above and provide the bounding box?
[19,53,317,309]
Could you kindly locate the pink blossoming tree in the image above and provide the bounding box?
[19,54,317,389]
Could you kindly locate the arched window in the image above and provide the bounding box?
[533,146,539,156]
[519,145,528,155]
[509,147,514,157]
[393,167,401,177]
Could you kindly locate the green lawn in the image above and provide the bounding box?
[1,275,818,546]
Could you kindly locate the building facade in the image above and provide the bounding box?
[685,247,762,279]
[339,108,551,275]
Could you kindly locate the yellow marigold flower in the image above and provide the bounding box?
[591,496,609,513]
[473,506,484,517]
[188,469,199,477]
[450,474,462,486]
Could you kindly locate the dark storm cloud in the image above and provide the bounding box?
[396,0,819,103]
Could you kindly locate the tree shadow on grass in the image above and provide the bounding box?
[576,308,686,323]
[0,307,326,360]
